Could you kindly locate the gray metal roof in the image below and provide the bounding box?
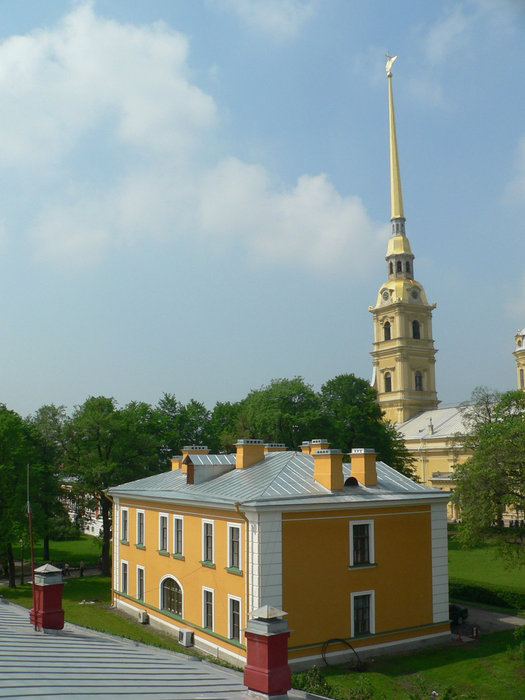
[109,450,447,508]
[0,600,309,700]
[396,406,466,440]
[0,599,247,699]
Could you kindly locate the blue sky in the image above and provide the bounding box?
[0,0,523,417]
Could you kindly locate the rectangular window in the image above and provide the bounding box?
[229,596,241,641]
[137,567,145,602]
[121,561,128,594]
[202,520,214,563]
[349,520,374,567]
[351,590,375,637]
[203,588,214,630]
[173,516,184,556]
[228,524,241,570]
[136,510,145,546]
[159,514,168,552]
[121,508,128,542]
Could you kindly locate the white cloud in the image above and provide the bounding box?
[0,2,384,273]
[211,0,317,40]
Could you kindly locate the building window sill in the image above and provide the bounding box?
[200,560,216,569]
[172,553,185,561]
[157,549,169,557]
[225,567,243,576]
[135,544,146,550]
[120,539,129,546]
[348,563,377,570]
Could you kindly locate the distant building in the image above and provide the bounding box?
[108,439,450,668]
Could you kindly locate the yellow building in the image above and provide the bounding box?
[108,439,450,668]
[370,57,439,425]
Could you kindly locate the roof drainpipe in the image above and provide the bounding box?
[234,502,250,634]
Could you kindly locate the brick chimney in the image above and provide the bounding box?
[300,438,330,454]
[313,449,343,490]
[171,456,182,471]
[235,439,265,469]
[351,448,377,486]
[181,446,209,474]
[264,443,287,453]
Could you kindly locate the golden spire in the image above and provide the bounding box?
[386,55,404,221]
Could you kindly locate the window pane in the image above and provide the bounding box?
[230,527,240,568]
[204,523,213,561]
[230,599,240,640]
[137,512,144,545]
[204,591,213,629]
[354,594,370,635]
[162,578,182,616]
[160,516,168,551]
[174,519,183,555]
[353,524,369,564]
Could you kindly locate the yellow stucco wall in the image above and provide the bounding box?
[281,505,435,651]
[113,498,246,653]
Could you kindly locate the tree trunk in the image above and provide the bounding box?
[43,534,50,561]
[6,543,16,589]
[100,495,112,577]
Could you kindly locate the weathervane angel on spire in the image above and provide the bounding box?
[385,54,397,76]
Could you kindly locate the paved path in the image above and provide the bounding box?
[457,604,524,635]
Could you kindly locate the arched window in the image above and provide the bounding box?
[161,577,182,616]
[389,262,393,275]
[412,320,420,339]
[383,321,391,341]
[384,372,392,393]
[520,369,524,389]
[405,261,411,273]
[415,371,423,391]
[396,260,402,273]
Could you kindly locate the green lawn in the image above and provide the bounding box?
[448,535,525,592]
[15,534,104,569]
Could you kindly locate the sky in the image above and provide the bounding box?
[0,0,523,418]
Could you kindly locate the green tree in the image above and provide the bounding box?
[241,377,323,449]
[453,389,525,567]
[65,397,161,575]
[320,374,415,477]
[209,401,243,452]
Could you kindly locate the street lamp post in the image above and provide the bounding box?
[19,539,24,586]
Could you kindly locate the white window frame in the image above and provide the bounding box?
[173,515,184,556]
[159,513,169,552]
[227,523,241,569]
[121,560,128,594]
[202,586,214,630]
[136,510,145,546]
[159,574,184,618]
[202,519,214,563]
[350,590,375,637]
[228,594,242,641]
[136,566,145,602]
[349,519,375,567]
[121,507,129,542]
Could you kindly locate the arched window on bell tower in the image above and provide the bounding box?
[415,371,423,391]
[383,321,391,341]
[389,262,393,275]
[396,260,402,273]
[520,369,524,389]
[412,320,420,339]
[384,372,392,393]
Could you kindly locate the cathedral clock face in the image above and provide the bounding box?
[411,288,419,300]
[382,290,390,301]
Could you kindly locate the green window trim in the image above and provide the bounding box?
[120,539,129,546]
[225,566,243,576]
[172,553,185,561]
[135,544,146,550]
[157,549,170,557]
[200,560,216,569]
[348,563,377,570]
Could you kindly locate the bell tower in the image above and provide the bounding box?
[370,56,439,424]
[513,328,525,390]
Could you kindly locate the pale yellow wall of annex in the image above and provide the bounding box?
[114,498,246,652]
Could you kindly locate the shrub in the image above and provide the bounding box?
[449,579,525,610]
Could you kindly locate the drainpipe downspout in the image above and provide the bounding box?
[234,502,250,643]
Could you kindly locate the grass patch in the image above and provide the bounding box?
[448,535,525,592]
[14,534,104,569]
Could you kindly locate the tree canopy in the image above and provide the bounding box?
[454,389,525,567]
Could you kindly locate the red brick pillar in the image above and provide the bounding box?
[29,563,65,630]
[243,606,291,698]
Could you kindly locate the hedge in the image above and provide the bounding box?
[449,578,525,611]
